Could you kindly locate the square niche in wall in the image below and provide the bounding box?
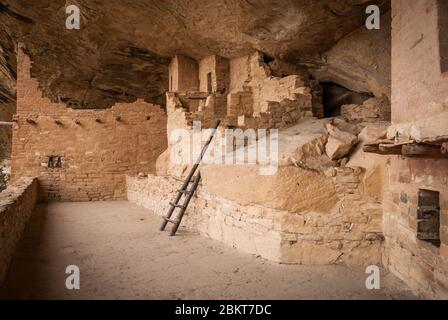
[417,189,441,247]
[47,156,62,169]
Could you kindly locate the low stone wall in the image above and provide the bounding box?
[0,177,38,283]
[127,173,382,266]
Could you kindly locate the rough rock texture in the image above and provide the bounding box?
[0,177,37,284]
[0,102,15,121]
[277,118,335,170]
[321,82,373,118]
[347,122,388,201]
[0,160,9,191]
[341,96,391,122]
[0,0,389,108]
[0,29,16,105]
[308,11,391,98]
[325,123,358,160]
[127,173,383,266]
[130,115,387,266]
[0,121,11,159]
[201,165,339,214]
[0,120,12,192]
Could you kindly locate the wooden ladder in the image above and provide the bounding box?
[160,120,221,236]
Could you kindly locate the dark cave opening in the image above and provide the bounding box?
[321,82,373,118]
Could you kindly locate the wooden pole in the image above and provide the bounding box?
[402,144,448,158]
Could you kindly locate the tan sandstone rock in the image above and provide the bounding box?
[325,124,358,160]
[200,165,339,214]
[341,97,391,122]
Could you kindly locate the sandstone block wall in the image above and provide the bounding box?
[384,0,448,298]
[0,177,38,284]
[169,55,199,92]
[11,50,167,202]
[228,52,310,113]
[383,159,448,299]
[199,55,230,94]
[226,53,315,128]
[166,52,315,132]
[229,56,252,93]
[127,164,383,266]
[227,91,253,117]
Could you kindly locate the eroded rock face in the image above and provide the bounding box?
[308,11,391,98]
[341,96,391,122]
[0,20,16,106]
[0,0,389,108]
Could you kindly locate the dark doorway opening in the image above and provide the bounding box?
[321,82,372,118]
[206,72,213,94]
[417,189,441,247]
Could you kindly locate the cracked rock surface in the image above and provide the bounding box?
[0,0,389,108]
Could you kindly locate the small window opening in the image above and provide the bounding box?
[417,189,441,247]
[170,76,173,91]
[48,156,62,169]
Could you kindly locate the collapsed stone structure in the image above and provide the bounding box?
[0,0,447,299]
[125,49,391,267]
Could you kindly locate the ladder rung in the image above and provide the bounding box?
[169,202,186,209]
[178,189,192,195]
[163,217,178,224]
[161,120,219,236]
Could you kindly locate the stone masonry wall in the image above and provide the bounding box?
[383,0,448,299]
[228,52,310,114]
[166,52,314,131]
[169,55,199,92]
[383,158,448,299]
[127,170,383,266]
[11,50,167,202]
[199,55,230,94]
[226,52,314,128]
[0,177,38,284]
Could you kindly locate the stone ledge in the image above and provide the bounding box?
[126,174,382,266]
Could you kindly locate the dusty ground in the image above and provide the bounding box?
[0,201,418,300]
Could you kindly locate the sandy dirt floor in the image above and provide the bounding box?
[0,201,418,300]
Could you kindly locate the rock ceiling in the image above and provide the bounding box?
[0,0,389,108]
